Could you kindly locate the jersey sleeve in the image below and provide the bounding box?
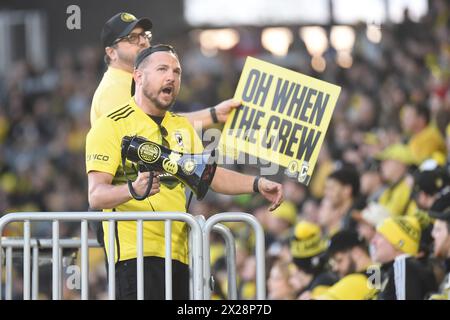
[86,117,121,176]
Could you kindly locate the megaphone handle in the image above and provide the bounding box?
[127,170,154,201]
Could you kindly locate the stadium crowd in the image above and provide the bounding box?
[1,0,450,299]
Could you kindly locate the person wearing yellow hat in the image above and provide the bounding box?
[265,201,298,258]
[289,221,338,299]
[376,143,418,216]
[371,216,437,299]
[316,230,378,300]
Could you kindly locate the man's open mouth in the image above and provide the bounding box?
[162,86,173,95]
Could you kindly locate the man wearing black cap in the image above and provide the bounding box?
[86,44,283,299]
[90,12,240,127]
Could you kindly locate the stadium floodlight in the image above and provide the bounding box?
[299,26,328,57]
[261,27,293,57]
[198,28,240,56]
[300,26,328,72]
[330,25,355,52]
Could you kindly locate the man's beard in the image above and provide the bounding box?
[117,49,141,67]
[143,88,175,111]
[344,257,357,276]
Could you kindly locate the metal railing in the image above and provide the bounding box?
[0,212,204,300]
[0,211,265,300]
[202,212,266,300]
[0,237,101,300]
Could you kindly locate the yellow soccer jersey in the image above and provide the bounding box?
[90,67,133,126]
[86,98,204,264]
[378,177,415,216]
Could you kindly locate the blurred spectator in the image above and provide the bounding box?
[400,103,446,164]
[353,202,390,244]
[376,144,417,216]
[317,230,377,300]
[267,259,295,300]
[428,196,450,299]
[289,221,338,299]
[265,201,297,257]
[319,167,360,234]
[372,216,437,299]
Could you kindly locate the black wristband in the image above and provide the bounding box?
[210,107,219,124]
[253,176,261,193]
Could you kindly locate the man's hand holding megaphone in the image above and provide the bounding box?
[131,171,161,198]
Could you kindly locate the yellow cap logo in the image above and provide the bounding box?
[121,13,137,22]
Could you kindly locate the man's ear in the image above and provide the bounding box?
[105,46,116,62]
[133,69,142,86]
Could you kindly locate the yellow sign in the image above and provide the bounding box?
[219,57,341,185]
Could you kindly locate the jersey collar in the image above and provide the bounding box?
[129,97,171,128]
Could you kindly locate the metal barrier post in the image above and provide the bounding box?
[59,247,63,299]
[212,224,237,300]
[81,220,89,300]
[165,220,172,300]
[23,220,31,300]
[137,219,144,300]
[188,226,193,300]
[5,246,12,300]
[108,220,116,300]
[0,247,3,299]
[203,212,266,300]
[32,245,39,300]
[52,220,60,300]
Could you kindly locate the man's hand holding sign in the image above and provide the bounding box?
[220,57,341,185]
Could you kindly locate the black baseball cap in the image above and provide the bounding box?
[429,192,450,221]
[101,12,152,48]
[414,167,450,196]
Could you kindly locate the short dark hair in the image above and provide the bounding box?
[103,43,118,65]
[327,230,368,257]
[406,103,430,124]
[134,44,178,69]
[327,167,360,198]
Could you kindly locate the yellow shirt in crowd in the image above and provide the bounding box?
[378,177,416,216]
[408,125,446,164]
